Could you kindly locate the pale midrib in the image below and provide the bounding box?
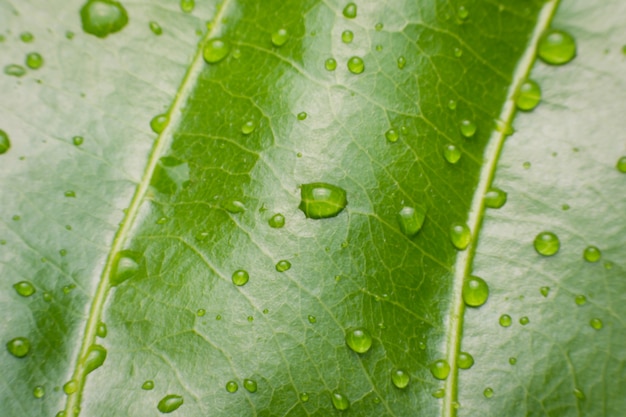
[63,1,234,414]
[442,1,561,416]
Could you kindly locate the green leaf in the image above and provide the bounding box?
[1,1,624,417]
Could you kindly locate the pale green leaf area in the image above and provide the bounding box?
[0,0,624,416]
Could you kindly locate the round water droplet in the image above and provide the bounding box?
[6,337,30,358]
[63,380,78,395]
[197,309,206,317]
[397,206,426,237]
[25,52,43,70]
[454,47,463,57]
[590,318,603,330]
[13,281,36,297]
[443,144,461,164]
[307,315,317,323]
[533,231,560,256]
[0,130,10,154]
[385,128,399,143]
[397,56,406,69]
[450,223,471,250]
[4,64,26,77]
[374,22,384,31]
[583,246,601,263]
[341,30,354,43]
[458,352,474,369]
[519,316,529,326]
[275,260,291,272]
[232,270,249,286]
[150,114,169,134]
[430,359,450,380]
[203,38,230,64]
[345,327,372,353]
[268,213,285,228]
[540,286,550,297]
[459,119,476,138]
[111,250,141,286]
[297,112,307,120]
[243,379,257,393]
[157,394,183,413]
[80,0,129,38]
[272,28,289,47]
[573,388,585,400]
[516,79,541,111]
[484,188,507,209]
[463,276,489,307]
[142,380,154,390]
[20,32,34,43]
[226,380,238,393]
[342,3,357,18]
[72,136,84,146]
[299,183,347,219]
[299,392,310,402]
[499,314,512,327]
[391,369,410,389]
[33,385,45,399]
[538,29,576,65]
[509,357,517,365]
[432,388,445,398]
[331,391,350,410]
[325,58,337,71]
[484,387,494,398]
[83,344,107,374]
[616,156,626,173]
[347,56,364,74]
[457,5,469,20]
[575,295,587,306]
[149,21,162,35]
[448,100,457,110]
[180,0,194,13]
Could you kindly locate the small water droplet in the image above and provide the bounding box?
[523,161,531,169]
[430,359,450,380]
[375,44,383,52]
[463,276,489,307]
[483,387,494,398]
[391,369,410,389]
[297,112,307,120]
[232,270,249,286]
[540,286,550,297]
[203,38,230,63]
[226,381,238,393]
[224,200,245,214]
[96,322,107,338]
[515,79,541,111]
[65,191,76,198]
[275,260,291,272]
[331,391,350,410]
[533,231,560,256]
[66,31,75,39]
[180,0,194,13]
[484,188,507,209]
[72,136,84,146]
[448,100,457,110]
[271,28,289,47]
[325,58,337,71]
[345,328,372,353]
[457,5,469,20]
[83,344,107,374]
[341,30,354,43]
[111,250,141,286]
[459,119,477,138]
[6,337,30,358]
[0,130,10,154]
[575,295,587,306]
[243,379,257,393]
[397,206,426,237]
[590,318,603,330]
[80,0,129,38]
[397,56,406,69]
[20,32,34,43]
[299,183,347,219]
[142,380,154,390]
[307,315,317,323]
[342,3,357,19]
[150,114,169,134]
[25,52,43,70]
[519,316,529,326]
[509,357,517,365]
[347,56,364,74]
[443,144,461,164]
[33,385,45,399]
[43,292,52,302]
[538,29,576,65]
[268,213,285,228]
[13,281,36,297]
[458,352,474,369]
[4,64,26,77]
[616,156,626,173]
[454,47,463,57]
[299,392,309,402]
[157,394,184,413]
[375,22,383,31]
[197,308,206,317]
[450,223,471,250]
[149,21,162,35]
[432,388,445,398]
[583,246,601,263]
[499,314,512,327]
[55,412,66,417]
[63,380,78,395]
[385,128,399,143]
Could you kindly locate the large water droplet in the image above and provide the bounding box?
[533,231,560,256]
[499,314,512,327]
[616,156,626,173]
[450,223,471,250]
[243,379,257,393]
[458,352,474,369]
[232,270,249,286]
[484,188,507,209]
[83,344,107,374]
[463,276,489,307]
[203,38,230,64]
[515,79,541,111]
[341,30,354,43]
[583,246,601,263]
[299,183,347,219]
[13,281,36,297]
[345,328,372,353]
[80,0,129,38]
[397,206,426,237]
[430,359,450,380]
[25,52,44,70]
[142,380,155,390]
[342,3,357,18]
[331,391,350,410]
[538,29,576,65]
[275,260,291,272]
[347,56,364,74]
[271,29,289,47]
[111,250,141,286]
[443,144,461,164]
[157,394,183,413]
[150,114,169,134]
[391,369,410,389]
[459,120,476,138]
[268,213,285,228]
[0,130,10,154]
[180,0,194,13]
[226,381,238,393]
[6,337,30,358]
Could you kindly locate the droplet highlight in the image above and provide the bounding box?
[275,260,291,272]
[459,119,476,138]
[83,344,107,374]
[271,29,289,47]
[443,144,461,164]
[226,381,238,393]
[268,213,285,228]
[458,352,474,369]
[25,53,44,70]
[583,246,601,263]
[243,379,257,393]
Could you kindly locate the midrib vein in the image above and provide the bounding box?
[442,1,561,416]
[63,1,234,414]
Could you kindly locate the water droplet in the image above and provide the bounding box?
[157,394,183,413]
[454,47,463,57]
[63,380,78,395]
[197,309,206,317]
[275,260,291,272]
[345,327,372,353]
[443,144,461,164]
[43,292,52,302]
[509,357,517,365]
[616,156,626,173]
[573,388,585,400]
[342,3,357,18]
[299,183,347,219]
[271,28,288,47]
[391,369,410,389]
[523,161,531,169]
[203,38,230,63]
[590,318,603,330]
[20,32,34,43]
[72,136,84,146]
[519,316,529,326]
[450,223,471,250]
[583,246,601,263]
[307,315,317,323]
[540,286,550,297]
[13,281,36,297]
[297,112,308,121]
[397,56,406,69]
[375,44,383,52]
[224,200,245,214]
[6,337,30,358]
[142,380,154,390]
[325,58,337,71]
[226,381,238,393]
[25,52,43,70]
[448,100,457,110]
[538,29,576,65]
[484,188,507,209]
[299,392,309,402]
[430,359,450,380]
[347,56,364,74]
[499,314,512,327]
[149,21,162,35]
[533,231,560,256]
[458,352,474,369]
[0,130,10,154]
[268,213,285,228]
[65,191,76,198]
[575,295,587,306]
[483,387,494,398]
[397,206,426,237]
[4,64,26,77]
[243,379,257,393]
[232,270,249,286]
[341,30,354,43]
[463,276,489,307]
[96,322,107,338]
[33,385,45,399]
[515,79,541,111]
[180,0,194,13]
[374,22,383,31]
[432,388,445,398]
[150,114,169,134]
[66,31,75,39]
[384,128,399,143]
[83,344,107,374]
[111,250,141,286]
[457,5,469,20]
[80,0,129,38]
[459,119,476,138]
[331,391,350,410]
[238,120,256,135]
